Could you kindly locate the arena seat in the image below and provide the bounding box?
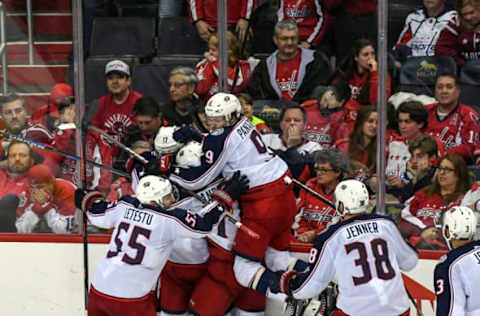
[396,56,457,96]
[157,17,206,56]
[89,17,155,58]
[131,55,201,104]
[459,60,480,115]
[113,0,158,17]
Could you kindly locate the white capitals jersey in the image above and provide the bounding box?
[434,240,480,316]
[396,8,457,56]
[87,195,222,299]
[290,214,418,316]
[261,133,323,154]
[170,117,288,191]
[167,178,223,264]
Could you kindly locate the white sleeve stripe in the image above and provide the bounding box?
[245,0,254,19]
[400,203,426,229]
[189,0,198,21]
[277,0,284,21]
[307,0,324,43]
[447,249,476,316]
[293,229,339,295]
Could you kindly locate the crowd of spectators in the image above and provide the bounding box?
[1,0,480,254]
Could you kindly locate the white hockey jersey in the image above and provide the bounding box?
[290,214,418,316]
[170,117,288,190]
[167,178,223,264]
[87,195,223,299]
[396,8,458,56]
[434,240,480,316]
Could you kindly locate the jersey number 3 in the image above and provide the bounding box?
[107,222,152,265]
[345,238,395,286]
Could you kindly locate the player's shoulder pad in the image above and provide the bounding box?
[443,240,480,266]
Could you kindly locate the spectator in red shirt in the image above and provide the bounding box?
[30,83,74,132]
[276,0,333,49]
[295,148,350,243]
[448,0,480,67]
[0,93,53,160]
[398,153,472,249]
[188,0,256,42]
[424,73,480,162]
[16,164,77,234]
[248,20,331,103]
[331,38,392,126]
[195,31,258,101]
[301,83,351,149]
[90,59,143,142]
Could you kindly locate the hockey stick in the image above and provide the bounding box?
[406,288,425,316]
[80,123,89,310]
[178,186,260,240]
[0,130,131,179]
[287,177,336,209]
[86,125,149,164]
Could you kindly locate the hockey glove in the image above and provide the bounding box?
[211,171,249,209]
[173,125,203,143]
[144,154,173,176]
[75,189,104,212]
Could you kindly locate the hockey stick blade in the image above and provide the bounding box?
[227,215,260,239]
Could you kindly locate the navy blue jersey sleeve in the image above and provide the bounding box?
[168,204,223,233]
[434,259,453,316]
[170,126,234,190]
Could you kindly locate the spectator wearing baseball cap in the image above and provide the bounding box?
[89,59,143,141]
[30,83,74,131]
[15,164,77,234]
[84,60,143,193]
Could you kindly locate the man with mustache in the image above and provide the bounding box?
[0,94,53,160]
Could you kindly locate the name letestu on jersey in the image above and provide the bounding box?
[124,208,153,225]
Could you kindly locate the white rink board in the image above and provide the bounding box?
[0,242,438,316]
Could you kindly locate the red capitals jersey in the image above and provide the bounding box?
[296,178,335,235]
[301,100,350,148]
[276,0,333,47]
[90,90,143,142]
[107,177,134,201]
[188,0,256,26]
[276,50,302,100]
[42,124,77,185]
[195,59,255,101]
[455,26,480,67]
[399,190,462,244]
[0,169,29,209]
[424,103,480,160]
[334,70,391,127]
[323,0,376,14]
[85,131,114,193]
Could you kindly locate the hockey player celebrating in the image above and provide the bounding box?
[273,179,419,316]
[76,172,248,316]
[434,206,480,316]
[169,92,299,297]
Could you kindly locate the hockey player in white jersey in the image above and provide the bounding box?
[76,172,248,316]
[169,92,299,298]
[272,179,419,316]
[434,206,480,316]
